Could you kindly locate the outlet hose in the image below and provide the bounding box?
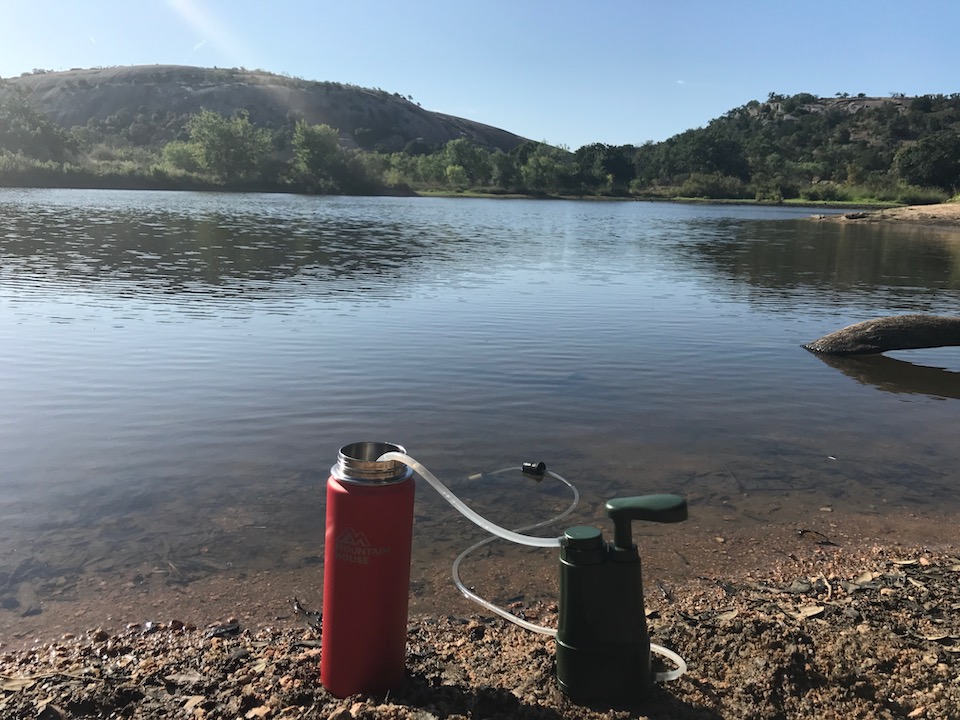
[378,451,687,683]
[378,451,565,547]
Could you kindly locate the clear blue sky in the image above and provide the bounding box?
[1,0,957,149]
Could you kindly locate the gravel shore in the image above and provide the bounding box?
[2,543,958,720]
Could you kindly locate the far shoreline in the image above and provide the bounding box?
[1,182,911,211]
[5,183,958,229]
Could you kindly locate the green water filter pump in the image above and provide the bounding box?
[556,493,688,705]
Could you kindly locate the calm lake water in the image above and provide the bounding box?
[2,189,959,630]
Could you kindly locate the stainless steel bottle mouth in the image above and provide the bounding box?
[332,441,413,484]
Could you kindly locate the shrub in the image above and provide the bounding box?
[161,141,202,173]
[894,184,949,205]
[800,182,852,202]
[754,186,783,203]
[679,172,749,199]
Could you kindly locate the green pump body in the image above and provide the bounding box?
[555,494,687,706]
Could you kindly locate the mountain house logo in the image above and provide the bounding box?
[335,527,391,565]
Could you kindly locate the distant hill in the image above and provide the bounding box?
[623,90,960,200]
[4,65,530,153]
[2,69,957,200]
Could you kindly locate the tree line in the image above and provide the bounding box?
[2,84,959,203]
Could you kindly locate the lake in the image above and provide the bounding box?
[2,189,959,639]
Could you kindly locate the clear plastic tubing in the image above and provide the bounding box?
[377,451,686,683]
[451,466,579,634]
[377,452,563,547]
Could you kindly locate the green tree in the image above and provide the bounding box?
[894,130,960,191]
[489,151,518,190]
[185,109,271,180]
[602,145,637,190]
[0,81,75,161]
[670,130,750,181]
[573,144,605,187]
[413,152,447,185]
[444,164,469,189]
[518,143,573,193]
[441,139,492,186]
[291,120,344,191]
[574,143,637,193]
[161,140,201,172]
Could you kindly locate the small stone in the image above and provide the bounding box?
[36,704,66,720]
[184,696,206,710]
[16,583,41,617]
[793,605,825,620]
[227,648,251,662]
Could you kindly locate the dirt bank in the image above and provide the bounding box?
[2,542,958,720]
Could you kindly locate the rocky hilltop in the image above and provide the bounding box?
[5,65,529,153]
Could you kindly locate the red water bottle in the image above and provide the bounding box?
[321,441,415,698]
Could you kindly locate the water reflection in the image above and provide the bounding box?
[810,351,960,400]
[3,190,960,639]
[674,220,960,308]
[1,204,452,296]
[5,191,960,315]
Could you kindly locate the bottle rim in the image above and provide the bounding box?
[331,441,413,484]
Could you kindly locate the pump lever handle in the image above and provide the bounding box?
[605,494,687,550]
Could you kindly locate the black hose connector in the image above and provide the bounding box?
[522,461,547,479]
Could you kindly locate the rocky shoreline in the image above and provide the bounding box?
[2,543,958,720]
